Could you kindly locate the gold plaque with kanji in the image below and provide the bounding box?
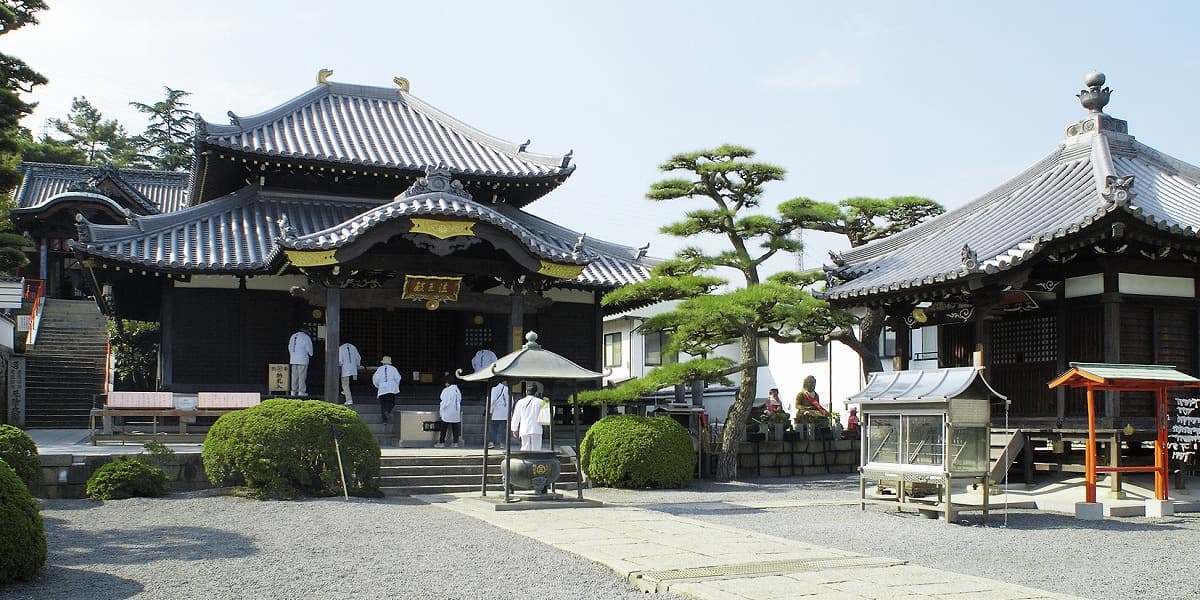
[401,275,462,303]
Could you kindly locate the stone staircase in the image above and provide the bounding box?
[23,299,108,428]
[379,451,581,497]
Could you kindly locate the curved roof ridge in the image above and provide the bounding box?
[81,185,259,243]
[196,82,571,176]
[839,145,1068,265]
[281,188,591,265]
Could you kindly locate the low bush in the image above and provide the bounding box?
[581,415,694,489]
[0,459,46,584]
[202,398,380,499]
[85,457,170,500]
[0,425,39,490]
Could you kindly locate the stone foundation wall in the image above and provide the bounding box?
[735,439,860,478]
[31,452,214,499]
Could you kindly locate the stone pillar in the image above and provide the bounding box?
[323,286,341,402]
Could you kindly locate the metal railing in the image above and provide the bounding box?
[23,278,45,346]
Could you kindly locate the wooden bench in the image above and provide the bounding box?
[90,392,262,445]
[90,392,176,445]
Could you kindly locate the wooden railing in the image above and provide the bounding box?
[23,278,44,346]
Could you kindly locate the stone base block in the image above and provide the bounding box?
[1145,499,1174,518]
[1075,501,1104,520]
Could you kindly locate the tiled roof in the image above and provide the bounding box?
[12,163,191,215]
[73,183,653,288]
[825,81,1200,302]
[198,82,574,181]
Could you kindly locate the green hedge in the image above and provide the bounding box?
[0,425,39,490]
[581,415,694,489]
[202,399,380,499]
[85,458,170,500]
[0,459,46,584]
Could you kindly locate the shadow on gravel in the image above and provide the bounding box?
[641,502,765,516]
[44,517,257,566]
[2,566,144,600]
[958,511,1190,532]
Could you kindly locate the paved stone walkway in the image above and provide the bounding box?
[425,494,1086,600]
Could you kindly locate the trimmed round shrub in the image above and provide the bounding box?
[0,425,39,490]
[0,459,46,584]
[581,415,695,489]
[86,458,170,500]
[202,398,380,499]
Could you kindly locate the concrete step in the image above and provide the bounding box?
[381,481,580,497]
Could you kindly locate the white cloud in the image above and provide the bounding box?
[760,51,866,92]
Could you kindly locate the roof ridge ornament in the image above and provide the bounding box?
[961,243,978,271]
[1102,175,1136,207]
[1078,71,1111,113]
[277,214,297,242]
[317,68,333,85]
[401,166,472,200]
[1065,71,1128,138]
[393,76,410,92]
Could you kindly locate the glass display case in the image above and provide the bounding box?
[849,367,1005,523]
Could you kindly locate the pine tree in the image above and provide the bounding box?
[599,145,845,480]
[779,196,944,375]
[45,96,146,168]
[130,87,195,171]
[0,1,49,194]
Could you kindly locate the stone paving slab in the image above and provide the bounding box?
[422,493,1088,600]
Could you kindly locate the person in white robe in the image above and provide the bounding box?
[337,342,361,405]
[488,382,510,449]
[371,356,401,425]
[287,330,313,396]
[510,383,545,451]
[436,378,463,448]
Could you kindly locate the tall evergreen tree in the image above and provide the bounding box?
[130,86,195,171]
[46,96,145,167]
[600,145,844,480]
[0,0,49,195]
[779,196,944,375]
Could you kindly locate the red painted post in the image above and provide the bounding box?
[1085,386,1097,504]
[1155,387,1168,501]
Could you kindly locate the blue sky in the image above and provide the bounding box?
[9,1,1200,274]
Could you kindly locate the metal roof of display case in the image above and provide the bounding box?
[849,366,1007,405]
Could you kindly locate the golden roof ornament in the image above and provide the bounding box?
[394,76,410,92]
[317,68,333,85]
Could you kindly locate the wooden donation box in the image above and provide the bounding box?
[851,366,1001,523]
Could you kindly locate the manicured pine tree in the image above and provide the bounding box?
[601,145,845,480]
[778,195,944,375]
[0,1,50,195]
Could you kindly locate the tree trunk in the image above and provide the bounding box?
[716,333,758,480]
[836,307,886,377]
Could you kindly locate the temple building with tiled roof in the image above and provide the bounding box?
[825,72,1200,430]
[10,73,654,408]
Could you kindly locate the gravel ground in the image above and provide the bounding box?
[588,475,1200,600]
[6,493,683,600]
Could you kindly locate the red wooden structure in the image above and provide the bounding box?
[1048,363,1200,503]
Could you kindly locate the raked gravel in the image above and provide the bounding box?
[587,475,1200,600]
[5,493,683,600]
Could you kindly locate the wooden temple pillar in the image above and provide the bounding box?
[1101,269,1121,418]
[323,286,341,403]
[160,279,174,390]
[508,286,525,352]
[894,321,911,371]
